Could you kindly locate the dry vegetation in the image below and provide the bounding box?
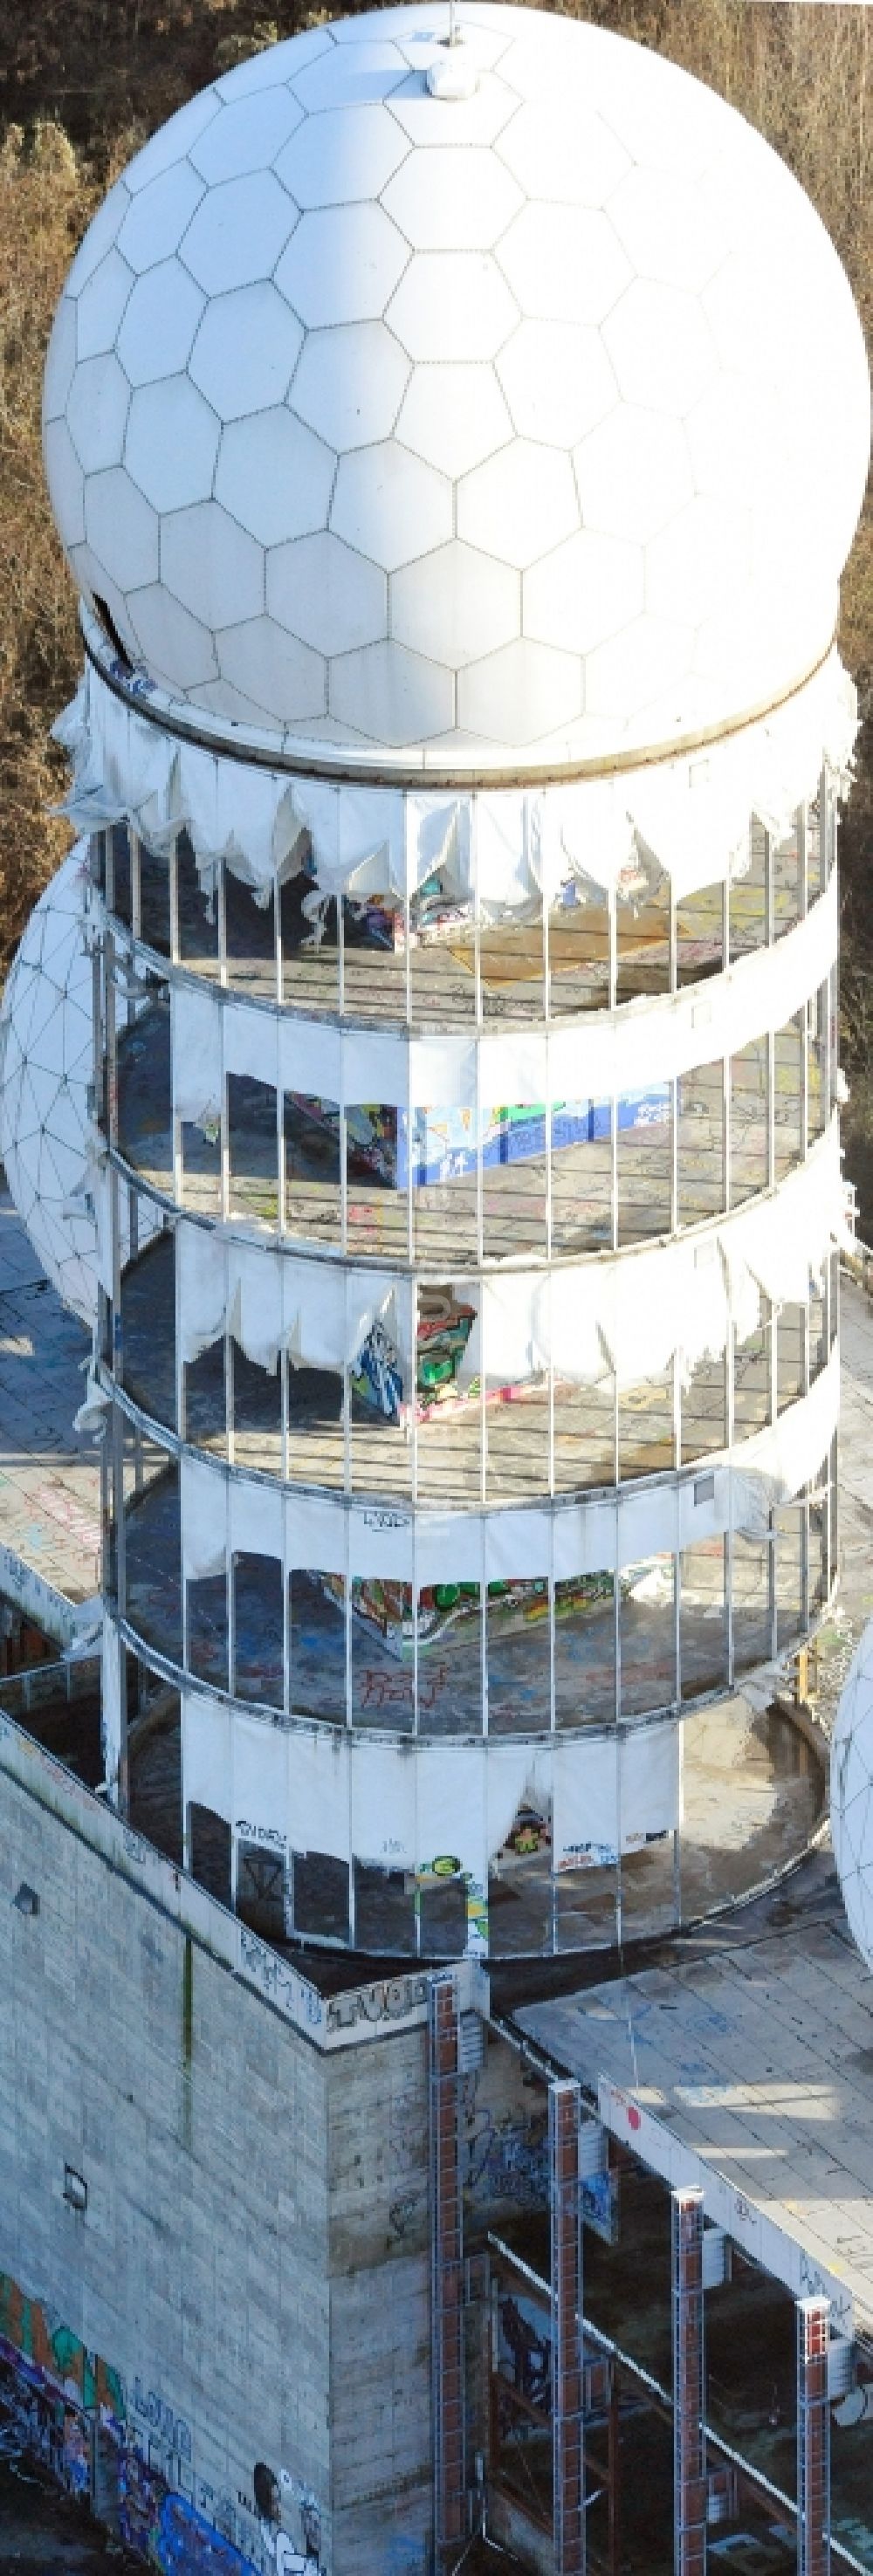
[0,0,870,1044]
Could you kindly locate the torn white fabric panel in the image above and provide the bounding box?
[278,1015,341,1106]
[409,1035,477,1111]
[229,1473,284,1567]
[620,1718,681,1845]
[229,1238,283,1374]
[285,1487,346,1577]
[182,1688,232,1824]
[485,1741,543,1860]
[178,1221,226,1365]
[485,1510,551,1584]
[233,1713,288,1844]
[416,1742,486,1895]
[181,1450,228,1582]
[101,1616,123,1790]
[352,1740,416,1869]
[223,1003,279,1092]
[343,1024,409,1110]
[58,639,858,911]
[553,1734,621,1869]
[172,983,222,1125]
[286,1726,350,1860]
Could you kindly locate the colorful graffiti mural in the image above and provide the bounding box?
[0,2268,321,2576]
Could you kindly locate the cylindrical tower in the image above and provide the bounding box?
[35,3,870,1960]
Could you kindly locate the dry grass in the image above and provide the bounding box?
[0,1,870,985]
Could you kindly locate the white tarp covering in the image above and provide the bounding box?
[552,1721,679,1869]
[162,1129,837,1393]
[164,870,836,1127]
[175,1347,838,1593]
[175,1683,679,1929]
[56,641,858,914]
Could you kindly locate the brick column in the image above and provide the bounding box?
[797,2296,830,2576]
[672,2186,706,2576]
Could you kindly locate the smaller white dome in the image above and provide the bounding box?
[832,1624,873,1969]
[0,851,98,1322]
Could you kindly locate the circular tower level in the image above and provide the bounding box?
[27,3,870,1959]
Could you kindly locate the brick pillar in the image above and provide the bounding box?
[797,2297,830,2576]
[428,1970,464,2554]
[672,2186,706,2576]
[550,2076,585,2576]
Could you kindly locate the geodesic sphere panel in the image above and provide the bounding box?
[0,850,98,1323]
[832,1625,873,1971]
[43,3,871,762]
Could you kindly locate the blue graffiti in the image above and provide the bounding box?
[158,2491,260,2576]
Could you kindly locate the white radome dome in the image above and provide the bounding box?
[832,1625,873,1972]
[43,3,870,767]
[0,850,98,1323]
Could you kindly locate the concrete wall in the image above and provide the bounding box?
[0,1713,440,2576]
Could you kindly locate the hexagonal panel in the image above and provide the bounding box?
[391,540,519,668]
[65,181,129,297]
[188,674,275,726]
[43,416,86,548]
[274,103,407,209]
[43,296,78,422]
[67,353,130,473]
[68,545,140,657]
[330,639,452,746]
[395,361,512,478]
[161,501,264,629]
[458,639,581,745]
[603,279,718,416]
[583,612,693,718]
[85,467,160,592]
[274,203,408,329]
[497,100,629,205]
[289,38,409,110]
[215,407,334,546]
[127,583,218,689]
[382,145,520,250]
[498,204,630,328]
[189,88,304,183]
[215,26,333,100]
[116,260,204,389]
[685,370,780,512]
[386,251,517,362]
[125,376,220,513]
[523,529,643,656]
[217,616,326,723]
[497,322,616,450]
[593,47,728,182]
[385,68,519,149]
[457,440,578,571]
[645,496,752,629]
[330,441,451,571]
[75,249,134,361]
[574,406,693,544]
[124,90,223,193]
[608,164,733,297]
[116,161,205,274]
[189,284,302,422]
[181,172,297,295]
[290,321,409,451]
[267,532,386,656]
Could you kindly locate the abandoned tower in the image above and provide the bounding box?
[0,8,871,2574]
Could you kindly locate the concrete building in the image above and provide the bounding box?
[0,9,871,2575]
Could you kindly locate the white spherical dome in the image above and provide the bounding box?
[43,2,870,768]
[0,851,98,1322]
[832,1625,873,1969]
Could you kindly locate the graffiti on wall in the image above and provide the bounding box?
[0,2267,324,2576]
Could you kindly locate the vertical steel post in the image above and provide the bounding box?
[550,2077,585,2576]
[797,2297,830,2576]
[428,1970,465,2557]
[672,2186,706,2576]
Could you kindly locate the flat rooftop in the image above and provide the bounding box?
[0,1185,100,1631]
